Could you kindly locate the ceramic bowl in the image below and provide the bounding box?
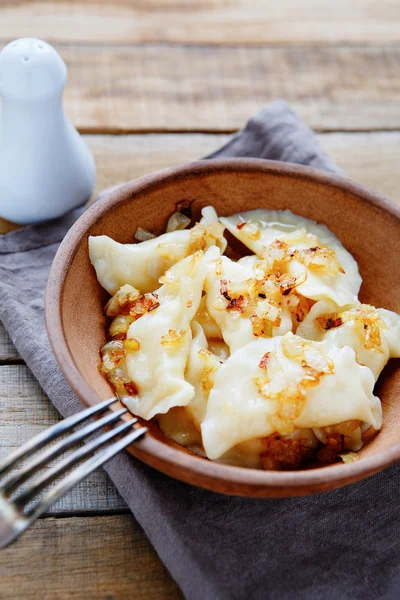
[45,158,400,497]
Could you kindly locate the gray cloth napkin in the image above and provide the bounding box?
[1,100,399,600]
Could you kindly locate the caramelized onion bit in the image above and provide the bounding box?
[235,221,261,239]
[132,294,159,317]
[124,337,141,352]
[279,272,307,296]
[251,315,273,337]
[254,374,306,436]
[317,315,343,330]
[226,294,248,313]
[262,239,292,270]
[339,452,359,463]
[198,349,220,392]
[295,246,345,275]
[124,381,139,396]
[188,222,224,253]
[134,227,156,242]
[352,305,386,350]
[106,365,133,397]
[261,236,345,277]
[161,328,188,346]
[317,433,344,463]
[317,304,386,351]
[258,352,271,369]
[100,340,126,374]
[269,387,306,436]
[261,434,316,470]
[105,285,160,321]
[105,284,141,317]
[288,294,315,327]
[166,212,191,233]
[220,279,231,301]
[148,299,160,312]
[109,314,134,340]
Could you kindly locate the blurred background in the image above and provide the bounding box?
[1,0,399,225]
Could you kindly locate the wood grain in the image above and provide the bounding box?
[0,0,399,45]
[0,364,127,513]
[319,131,400,206]
[76,131,400,206]
[0,514,182,599]
[25,44,400,133]
[1,131,399,233]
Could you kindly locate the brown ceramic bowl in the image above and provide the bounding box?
[45,158,400,497]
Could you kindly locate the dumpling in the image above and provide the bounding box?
[122,247,219,420]
[157,407,202,448]
[204,255,293,354]
[156,318,225,449]
[89,206,226,295]
[207,339,230,360]
[194,295,223,339]
[185,321,224,429]
[297,300,400,380]
[237,254,262,272]
[201,332,381,460]
[220,209,361,307]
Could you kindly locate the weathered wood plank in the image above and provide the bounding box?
[0,0,399,45]
[1,130,399,233]
[0,44,397,133]
[86,131,400,205]
[87,131,400,206]
[318,131,400,206]
[0,514,182,600]
[0,323,20,362]
[0,364,127,513]
[67,45,400,133]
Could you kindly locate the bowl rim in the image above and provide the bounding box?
[45,157,400,496]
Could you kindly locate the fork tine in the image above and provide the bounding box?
[29,426,147,519]
[0,397,118,478]
[0,426,147,548]
[15,418,139,508]
[2,408,133,496]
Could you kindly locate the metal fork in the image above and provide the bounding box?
[0,397,147,548]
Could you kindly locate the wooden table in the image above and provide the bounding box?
[1,1,400,597]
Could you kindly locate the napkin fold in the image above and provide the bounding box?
[1,100,399,600]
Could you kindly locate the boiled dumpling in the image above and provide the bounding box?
[204,255,292,354]
[194,295,223,339]
[89,206,226,295]
[220,209,361,307]
[201,332,381,459]
[123,247,219,420]
[207,339,230,360]
[185,321,224,429]
[297,300,400,380]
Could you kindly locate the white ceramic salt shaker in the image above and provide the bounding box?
[0,38,96,224]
